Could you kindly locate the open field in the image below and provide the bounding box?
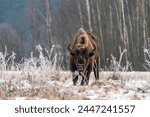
[0,71,150,100]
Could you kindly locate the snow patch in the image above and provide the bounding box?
[1,71,150,100]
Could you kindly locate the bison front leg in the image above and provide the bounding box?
[70,63,78,86]
[80,73,86,86]
[72,71,78,86]
[81,66,92,85]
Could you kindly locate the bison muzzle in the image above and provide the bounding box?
[68,28,100,85]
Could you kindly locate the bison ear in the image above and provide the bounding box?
[68,44,72,51]
[70,52,75,57]
[68,44,75,57]
[89,52,94,57]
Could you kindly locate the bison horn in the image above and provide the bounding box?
[68,43,72,52]
[91,43,96,52]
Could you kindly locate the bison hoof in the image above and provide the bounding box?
[73,83,76,86]
[80,81,89,86]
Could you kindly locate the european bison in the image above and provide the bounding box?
[68,28,100,85]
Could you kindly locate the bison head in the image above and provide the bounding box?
[68,43,96,73]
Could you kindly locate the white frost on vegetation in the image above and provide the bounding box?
[0,45,150,100]
[1,70,150,100]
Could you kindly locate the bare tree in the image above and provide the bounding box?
[44,0,52,50]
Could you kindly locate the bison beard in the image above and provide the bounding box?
[68,28,100,85]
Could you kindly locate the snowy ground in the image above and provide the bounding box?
[0,71,150,100]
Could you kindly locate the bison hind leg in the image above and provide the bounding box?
[93,63,99,81]
[93,67,98,80]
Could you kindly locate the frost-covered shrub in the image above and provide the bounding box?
[105,47,132,71]
[0,45,64,99]
[19,44,63,86]
[0,44,62,86]
[143,48,150,71]
[0,44,62,72]
[32,45,61,70]
[143,38,150,71]
[0,46,18,71]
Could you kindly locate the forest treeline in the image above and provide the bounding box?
[0,0,150,71]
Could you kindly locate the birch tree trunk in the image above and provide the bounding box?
[44,0,52,50]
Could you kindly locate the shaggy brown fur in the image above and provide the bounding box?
[68,28,100,85]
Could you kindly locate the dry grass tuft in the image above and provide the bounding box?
[107,72,121,80]
[130,95,141,100]
[0,88,6,99]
